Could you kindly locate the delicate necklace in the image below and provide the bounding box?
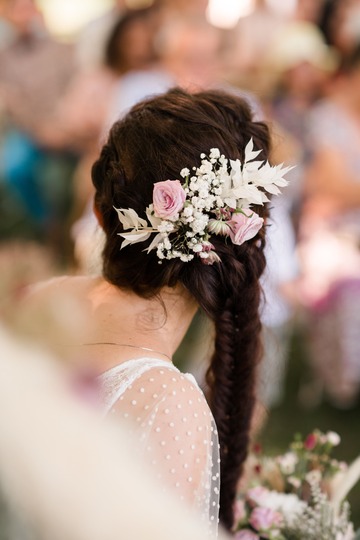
[81,342,172,361]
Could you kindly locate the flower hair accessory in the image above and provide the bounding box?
[114,140,292,264]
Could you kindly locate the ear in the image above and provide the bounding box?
[93,201,104,229]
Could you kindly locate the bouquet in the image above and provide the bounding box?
[233,430,360,539]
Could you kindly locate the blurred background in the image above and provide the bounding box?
[0,0,360,532]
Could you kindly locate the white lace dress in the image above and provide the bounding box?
[98,357,220,537]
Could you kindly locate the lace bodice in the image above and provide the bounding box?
[98,358,220,536]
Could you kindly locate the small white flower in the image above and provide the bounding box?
[326,431,341,446]
[209,148,220,159]
[191,196,201,208]
[190,180,198,192]
[180,167,190,178]
[182,205,193,217]
[158,221,175,233]
[199,161,213,174]
[288,476,301,489]
[277,452,298,475]
[164,238,172,250]
[199,188,209,199]
[305,470,322,485]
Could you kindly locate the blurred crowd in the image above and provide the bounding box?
[1,0,360,413]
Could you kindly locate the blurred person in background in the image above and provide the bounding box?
[155,15,222,93]
[223,0,287,98]
[265,20,338,232]
[75,0,209,73]
[241,21,337,411]
[321,0,360,58]
[75,0,126,72]
[0,0,77,256]
[70,6,173,274]
[103,5,172,129]
[293,0,326,24]
[298,44,360,408]
[71,8,225,275]
[51,7,167,204]
[157,0,208,18]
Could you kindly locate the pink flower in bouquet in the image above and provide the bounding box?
[249,507,283,532]
[153,180,186,220]
[234,529,260,540]
[247,486,269,507]
[227,212,264,246]
[234,499,247,523]
[304,432,317,450]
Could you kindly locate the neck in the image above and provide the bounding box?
[79,279,198,370]
[81,342,172,362]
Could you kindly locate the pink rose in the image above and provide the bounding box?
[249,507,283,532]
[234,530,260,540]
[227,212,264,246]
[153,180,186,220]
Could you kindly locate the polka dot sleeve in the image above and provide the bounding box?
[101,361,220,536]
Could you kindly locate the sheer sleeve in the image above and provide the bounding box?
[109,365,220,536]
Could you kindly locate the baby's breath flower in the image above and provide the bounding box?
[183,206,193,217]
[210,148,220,159]
[199,188,209,199]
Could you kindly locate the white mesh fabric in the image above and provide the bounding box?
[98,358,220,536]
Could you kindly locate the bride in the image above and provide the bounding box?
[36,88,289,535]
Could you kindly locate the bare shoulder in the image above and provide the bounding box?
[25,275,99,300]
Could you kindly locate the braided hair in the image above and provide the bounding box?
[92,88,271,530]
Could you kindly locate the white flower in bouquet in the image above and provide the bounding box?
[277,452,298,475]
[247,487,306,526]
[327,431,341,447]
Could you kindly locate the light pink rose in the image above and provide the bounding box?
[227,212,264,246]
[153,180,186,220]
[249,507,283,532]
[234,529,260,540]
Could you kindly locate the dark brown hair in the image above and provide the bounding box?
[92,88,271,530]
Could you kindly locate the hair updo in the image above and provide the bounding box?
[92,88,271,531]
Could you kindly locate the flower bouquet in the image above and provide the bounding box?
[233,430,360,539]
